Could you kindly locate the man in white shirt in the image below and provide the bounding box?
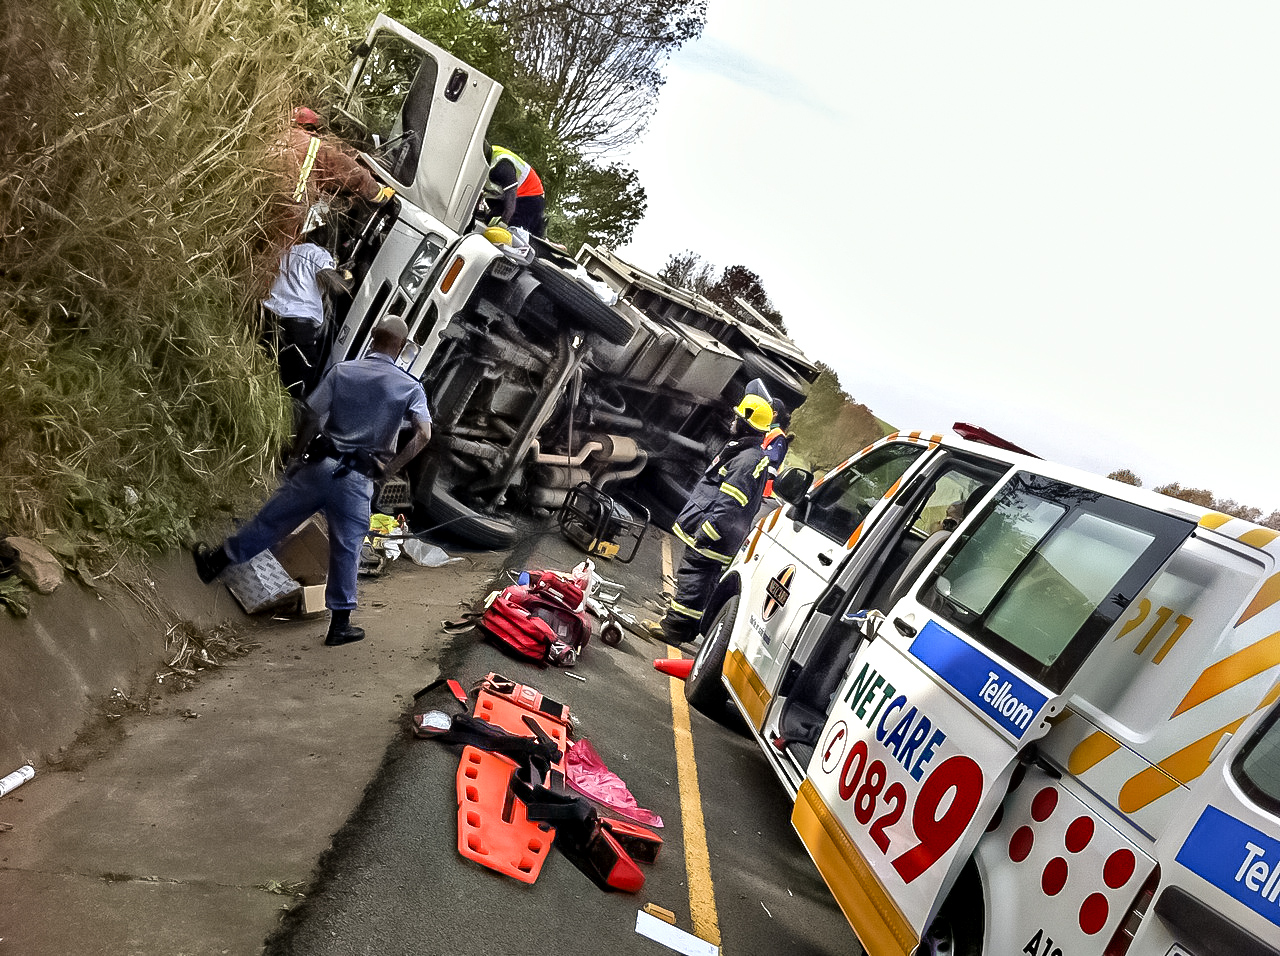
[262,239,350,397]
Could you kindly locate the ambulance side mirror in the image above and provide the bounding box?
[774,467,813,505]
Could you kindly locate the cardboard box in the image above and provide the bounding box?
[223,550,302,615]
[271,516,329,587]
[299,584,326,617]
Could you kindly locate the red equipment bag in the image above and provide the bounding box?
[479,575,592,667]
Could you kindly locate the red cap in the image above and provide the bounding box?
[292,106,321,129]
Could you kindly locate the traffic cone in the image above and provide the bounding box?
[653,657,693,680]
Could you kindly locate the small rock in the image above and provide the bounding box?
[5,537,64,594]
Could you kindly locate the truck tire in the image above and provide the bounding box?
[740,349,809,408]
[528,258,633,346]
[685,594,738,715]
[418,486,519,550]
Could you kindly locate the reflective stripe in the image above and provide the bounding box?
[703,548,733,565]
[719,482,748,506]
[669,601,704,621]
[674,524,698,548]
[752,456,769,478]
[292,134,321,203]
[701,521,721,541]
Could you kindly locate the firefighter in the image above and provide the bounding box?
[485,144,547,237]
[760,401,792,501]
[652,394,774,646]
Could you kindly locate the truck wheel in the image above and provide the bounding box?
[685,594,738,715]
[740,349,810,408]
[916,862,983,956]
[528,258,634,345]
[418,486,519,550]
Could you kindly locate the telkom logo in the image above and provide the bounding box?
[980,671,1034,732]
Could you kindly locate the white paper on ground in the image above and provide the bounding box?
[634,910,719,956]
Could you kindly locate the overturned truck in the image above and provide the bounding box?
[316,16,818,547]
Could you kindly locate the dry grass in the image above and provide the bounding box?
[0,0,357,559]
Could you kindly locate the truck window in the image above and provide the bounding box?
[345,32,437,184]
[1234,706,1280,814]
[803,443,924,543]
[920,474,1193,692]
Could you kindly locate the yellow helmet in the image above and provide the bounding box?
[734,394,773,432]
[484,225,513,245]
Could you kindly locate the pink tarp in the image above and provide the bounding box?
[565,738,663,828]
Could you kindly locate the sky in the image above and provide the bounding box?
[614,1,1278,516]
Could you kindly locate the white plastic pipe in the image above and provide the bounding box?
[0,764,34,798]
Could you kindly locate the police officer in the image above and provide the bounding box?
[192,317,431,647]
[655,393,773,646]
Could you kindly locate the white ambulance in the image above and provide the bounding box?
[685,425,1280,956]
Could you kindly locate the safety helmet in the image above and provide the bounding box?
[292,106,322,129]
[734,394,773,432]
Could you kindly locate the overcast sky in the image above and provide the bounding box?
[615,1,1278,515]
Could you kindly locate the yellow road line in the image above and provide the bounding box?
[666,644,723,949]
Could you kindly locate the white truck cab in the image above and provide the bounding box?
[686,426,1280,956]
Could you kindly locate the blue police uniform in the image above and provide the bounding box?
[222,352,430,611]
[663,436,770,642]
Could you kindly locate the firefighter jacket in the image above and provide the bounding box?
[673,437,771,565]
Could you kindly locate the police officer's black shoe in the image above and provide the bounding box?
[191,543,230,584]
[324,622,365,646]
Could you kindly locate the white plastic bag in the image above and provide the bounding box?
[404,539,461,568]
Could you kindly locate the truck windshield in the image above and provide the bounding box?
[921,474,1193,691]
[344,31,436,184]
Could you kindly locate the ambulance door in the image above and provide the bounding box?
[1149,696,1280,956]
[726,439,931,730]
[762,452,1007,788]
[793,474,1195,956]
[339,15,501,232]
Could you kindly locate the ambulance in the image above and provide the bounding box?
[685,425,1280,956]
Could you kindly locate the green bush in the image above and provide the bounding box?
[0,0,339,556]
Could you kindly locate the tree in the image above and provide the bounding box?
[471,0,707,154]
[658,250,715,296]
[788,364,883,474]
[545,159,646,252]
[706,264,786,334]
[1107,468,1142,487]
[1153,483,1215,509]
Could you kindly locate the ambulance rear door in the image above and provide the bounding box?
[793,473,1196,956]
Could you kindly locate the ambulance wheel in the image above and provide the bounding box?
[685,594,738,715]
[916,862,983,956]
[528,258,633,345]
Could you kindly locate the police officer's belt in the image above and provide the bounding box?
[304,434,384,479]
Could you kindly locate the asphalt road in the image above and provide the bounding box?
[261,522,857,956]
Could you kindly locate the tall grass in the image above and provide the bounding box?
[0,0,352,556]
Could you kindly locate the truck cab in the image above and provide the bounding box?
[687,426,1280,956]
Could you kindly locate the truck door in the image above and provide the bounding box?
[338,15,501,233]
[727,439,931,729]
[792,474,1195,956]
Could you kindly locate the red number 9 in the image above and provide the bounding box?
[890,754,983,884]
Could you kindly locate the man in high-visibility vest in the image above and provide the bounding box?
[759,402,792,501]
[272,107,394,244]
[486,144,547,237]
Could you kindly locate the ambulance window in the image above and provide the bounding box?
[804,444,924,543]
[922,474,1193,692]
[1234,707,1280,814]
[345,33,436,183]
[1071,535,1266,738]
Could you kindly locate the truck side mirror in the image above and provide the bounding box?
[774,467,813,505]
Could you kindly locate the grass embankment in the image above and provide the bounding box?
[0,0,350,566]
